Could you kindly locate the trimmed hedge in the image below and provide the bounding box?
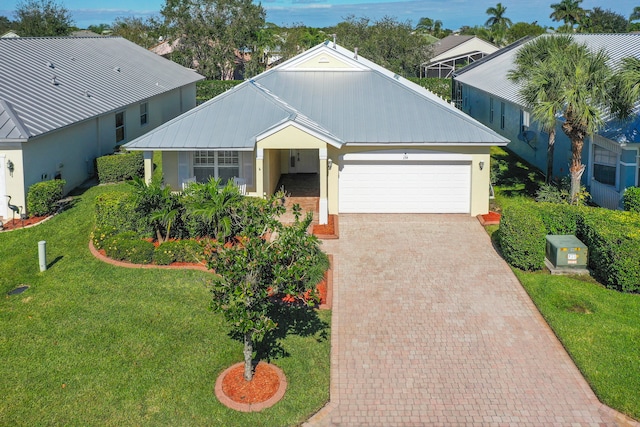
[623,187,640,213]
[91,225,119,250]
[27,179,65,216]
[96,151,144,183]
[94,191,140,232]
[497,202,547,271]
[154,239,206,265]
[577,209,640,293]
[103,232,155,264]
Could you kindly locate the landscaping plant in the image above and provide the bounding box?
[208,198,329,381]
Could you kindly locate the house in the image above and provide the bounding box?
[1,31,19,38]
[0,36,203,220]
[125,42,509,224]
[422,35,499,78]
[452,33,640,210]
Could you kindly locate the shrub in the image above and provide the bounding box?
[94,191,141,232]
[498,202,547,270]
[92,225,119,250]
[196,80,242,102]
[537,202,579,235]
[26,179,65,216]
[577,209,640,292]
[96,151,144,183]
[103,232,155,264]
[623,187,640,213]
[154,239,206,265]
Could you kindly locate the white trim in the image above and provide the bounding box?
[279,46,370,72]
[319,198,328,225]
[319,147,327,160]
[620,161,638,167]
[345,142,506,147]
[256,148,264,160]
[256,120,344,148]
[342,150,473,162]
[0,154,6,219]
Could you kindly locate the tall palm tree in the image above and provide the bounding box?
[550,0,587,29]
[618,56,640,111]
[485,3,512,46]
[508,35,575,183]
[508,36,634,203]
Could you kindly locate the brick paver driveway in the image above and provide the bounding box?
[306,214,633,427]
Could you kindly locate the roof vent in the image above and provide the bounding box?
[393,74,400,80]
[114,66,121,72]
[47,61,54,68]
[51,76,59,85]
[84,90,91,97]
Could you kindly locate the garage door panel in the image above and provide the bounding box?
[339,161,471,213]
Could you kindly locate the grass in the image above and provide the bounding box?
[0,183,330,426]
[490,146,640,421]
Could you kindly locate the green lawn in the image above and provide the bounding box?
[490,146,640,421]
[0,183,330,426]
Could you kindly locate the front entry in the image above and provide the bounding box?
[289,149,319,174]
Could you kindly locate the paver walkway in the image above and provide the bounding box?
[305,214,637,427]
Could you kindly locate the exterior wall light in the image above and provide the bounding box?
[7,159,14,177]
[328,158,333,169]
[479,161,485,171]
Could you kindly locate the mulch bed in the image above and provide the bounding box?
[312,214,338,239]
[477,211,501,226]
[222,362,280,404]
[1,215,49,231]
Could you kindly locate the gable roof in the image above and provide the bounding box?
[429,35,498,61]
[453,34,640,143]
[0,37,203,141]
[126,42,508,151]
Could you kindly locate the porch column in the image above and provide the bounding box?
[256,148,264,197]
[143,151,153,184]
[319,147,328,225]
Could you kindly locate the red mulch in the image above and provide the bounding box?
[1,216,49,231]
[479,211,501,225]
[222,363,280,404]
[312,215,335,236]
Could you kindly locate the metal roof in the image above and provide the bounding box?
[126,42,508,151]
[0,37,203,141]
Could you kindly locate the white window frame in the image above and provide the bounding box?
[115,111,125,143]
[193,151,240,183]
[140,102,148,127]
[592,144,618,188]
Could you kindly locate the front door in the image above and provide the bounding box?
[289,149,319,174]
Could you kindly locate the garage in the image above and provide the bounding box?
[338,151,472,214]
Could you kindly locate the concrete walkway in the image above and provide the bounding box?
[305,214,636,427]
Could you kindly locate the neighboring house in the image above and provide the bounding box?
[422,35,499,78]
[126,42,508,224]
[453,33,640,210]
[1,31,19,38]
[0,36,203,219]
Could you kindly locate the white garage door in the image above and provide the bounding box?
[339,160,471,213]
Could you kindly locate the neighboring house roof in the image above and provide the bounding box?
[0,36,204,141]
[428,35,498,62]
[70,30,101,37]
[1,31,19,38]
[454,33,640,143]
[127,42,508,151]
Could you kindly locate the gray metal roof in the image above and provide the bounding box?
[126,43,508,151]
[0,37,203,141]
[431,35,475,57]
[455,33,640,107]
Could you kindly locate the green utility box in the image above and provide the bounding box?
[545,235,588,268]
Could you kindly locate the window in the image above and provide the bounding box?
[193,151,239,183]
[500,102,505,130]
[140,103,148,126]
[115,111,125,143]
[520,109,530,131]
[489,98,494,123]
[593,145,617,186]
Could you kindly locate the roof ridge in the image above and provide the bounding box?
[0,99,30,139]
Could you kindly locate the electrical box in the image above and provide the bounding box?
[545,235,588,268]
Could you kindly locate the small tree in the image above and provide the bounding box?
[14,0,73,36]
[208,198,329,381]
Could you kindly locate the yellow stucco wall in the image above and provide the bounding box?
[290,52,358,70]
[163,152,179,189]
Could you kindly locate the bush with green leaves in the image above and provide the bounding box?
[154,239,206,265]
[537,202,579,235]
[407,77,452,101]
[577,209,640,292]
[196,80,242,103]
[26,179,65,216]
[103,231,155,265]
[129,177,186,241]
[91,225,119,250]
[497,202,546,270]
[623,187,640,213]
[94,191,140,232]
[96,151,144,183]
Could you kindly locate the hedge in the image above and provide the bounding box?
[103,232,155,265]
[623,187,640,213]
[94,191,139,232]
[577,209,640,293]
[27,179,65,216]
[96,151,144,183]
[196,80,242,102]
[154,239,206,265]
[497,202,547,271]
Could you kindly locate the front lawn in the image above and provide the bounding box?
[490,146,640,421]
[0,183,330,426]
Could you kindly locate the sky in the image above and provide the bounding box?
[1,0,638,31]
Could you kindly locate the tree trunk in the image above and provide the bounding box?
[545,129,556,184]
[569,137,585,205]
[243,332,254,381]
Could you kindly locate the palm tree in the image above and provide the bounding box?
[508,35,575,183]
[618,56,640,111]
[550,0,587,29]
[485,3,512,46]
[630,6,640,21]
[508,36,635,203]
